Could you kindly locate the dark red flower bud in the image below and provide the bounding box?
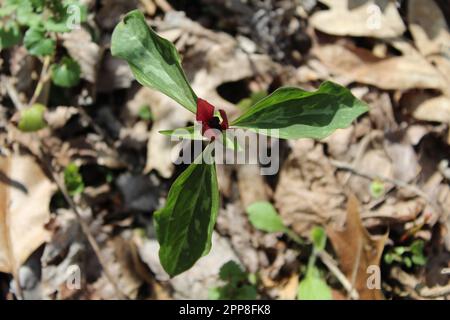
[196,98,229,139]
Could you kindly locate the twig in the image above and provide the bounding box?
[4,66,129,300]
[330,159,440,214]
[2,77,26,110]
[348,238,362,300]
[318,251,359,299]
[28,56,51,107]
[39,142,129,300]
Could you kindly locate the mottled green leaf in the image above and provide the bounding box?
[232,81,369,139]
[154,158,219,277]
[111,10,197,112]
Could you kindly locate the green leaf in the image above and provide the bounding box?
[64,163,84,196]
[51,56,81,87]
[403,256,412,268]
[138,105,153,121]
[219,261,247,283]
[311,226,327,252]
[234,285,258,300]
[159,126,206,141]
[297,267,332,300]
[411,254,426,266]
[237,90,268,110]
[18,103,47,132]
[246,201,285,233]
[111,10,197,113]
[24,25,55,56]
[232,81,369,140]
[154,159,219,277]
[0,21,21,50]
[370,180,385,199]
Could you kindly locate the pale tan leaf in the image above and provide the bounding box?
[408,0,450,57]
[314,44,446,91]
[0,154,56,274]
[413,95,450,123]
[311,0,405,38]
[327,195,388,300]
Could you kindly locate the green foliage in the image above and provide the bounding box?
[138,105,153,121]
[246,201,286,233]
[154,156,219,277]
[110,10,370,278]
[209,261,258,300]
[18,103,47,132]
[297,266,332,300]
[24,25,55,56]
[64,163,84,196]
[384,240,426,268]
[111,10,198,113]
[51,56,81,87]
[311,226,327,252]
[0,20,21,50]
[297,227,332,300]
[232,82,369,140]
[1,0,87,56]
[237,90,268,110]
[159,126,205,141]
[370,180,385,199]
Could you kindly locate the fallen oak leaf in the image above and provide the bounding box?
[0,154,56,287]
[327,195,388,300]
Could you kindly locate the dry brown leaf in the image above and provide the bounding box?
[277,273,299,300]
[408,0,450,57]
[62,29,101,83]
[327,195,388,300]
[314,44,446,91]
[0,154,55,275]
[408,0,450,97]
[275,140,346,236]
[310,0,405,38]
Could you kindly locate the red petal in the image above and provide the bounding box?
[196,98,215,122]
[219,109,229,130]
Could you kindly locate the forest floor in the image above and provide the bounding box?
[1,0,450,300]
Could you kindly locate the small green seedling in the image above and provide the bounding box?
[246,202,332,300]
[297,227,332,300]
[209,260,258,300]
[138,105,153,121]
[369,180,385,199]
[64,162,84,196]
[384,240,426,268]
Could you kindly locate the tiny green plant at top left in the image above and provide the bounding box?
[1,0,87,92]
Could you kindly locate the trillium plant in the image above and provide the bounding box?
[111,10,369,277]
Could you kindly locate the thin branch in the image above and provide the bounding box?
[317,251,359,300]
[330,159,440,214]
[28,56,51,107]
[39,143,129,300]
